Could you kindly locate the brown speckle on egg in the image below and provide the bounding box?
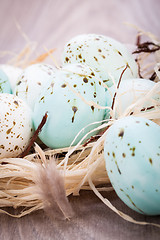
[72,106,78,123]
[149,158,153,164]
[14,145,19,151]
[6,128,12,134]
[61,83,67,88]
[65,57,69,62]
[17,80,22,85]
[115,160,121,174]
[39,96,45,103]
[94,56,98,62]
[118,51,122,56]
[83,77,88,83]
[118,129,124,138]
[78,54,82,59]
[91,72,95,76]
[91,106,94,112]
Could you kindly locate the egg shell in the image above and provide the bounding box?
[14,63,57,110]
[105,78,159,119]
[0,69,12,94]
[62,34,138,87]
[104,116,160,215]
[0,64,22,92]
[0,93,34,159]
[33,63,107,148]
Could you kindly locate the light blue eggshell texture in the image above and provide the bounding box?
[33,63,107,149]
[0,69,12,93]
[104,116,160,215]
[104,78,157,119]
[14,63,57,110]
[62,34,138,87]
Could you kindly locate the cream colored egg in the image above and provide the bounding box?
[0,93,34,159]
[62,34,138,87]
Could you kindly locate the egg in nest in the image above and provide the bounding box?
[14,63,57,110]
[0,93,33,159]
[0,69,12,94]
[0,64,22,92]
[33,63,107,148]
[104,117,160,215]
[105,78,160,119]
[62,34,138,87]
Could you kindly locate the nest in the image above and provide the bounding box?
[0,27,160,227]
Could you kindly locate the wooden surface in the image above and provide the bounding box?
[0,0,160,239]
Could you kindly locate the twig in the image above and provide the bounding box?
[135,58,143,78]
[149,71,157,81]
[19,112,48,158]
[110,65,128,110]
[133,41,160,54]
[83,65,128,146]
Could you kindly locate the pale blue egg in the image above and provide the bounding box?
[105,78,159,119]
[104,116,160,215]
[0,69,12,93]
[0,64,22,92]
[62,34,138,87]
[14,63,57,110]
[33,63,107,148]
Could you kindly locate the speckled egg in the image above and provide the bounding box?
[0,69,12,94]
[33,63,107,148]
[0,93,34,159]
[105,78,159,119]
[62,34,138,87]
[14,63,57,110]
[104,116,160,215]
[0,64,22,92]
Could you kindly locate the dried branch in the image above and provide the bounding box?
[19,112,48,158]
[133,41,160,54]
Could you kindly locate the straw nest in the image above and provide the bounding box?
[0,26,160,227]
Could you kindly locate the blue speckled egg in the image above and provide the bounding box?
[0,69,12,93]
[33,63,107,148]
[14,63,57,110]
[105,78,159,119]
[104,116,160,215]
[62,34,138,87]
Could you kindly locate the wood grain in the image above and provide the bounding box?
[0,0,160,239]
